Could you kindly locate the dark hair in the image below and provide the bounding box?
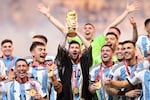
[106,32,118,40]
[122,40,135,47]
[30,42,45,52]
[15,58,28,66]
[32,34,48,44]
[1,39,13,46]
[101,44,114,52]
[68,40,80,48]
[144,18,150,26]
[118,42,124,45]
[109,27,121,35]
[84,23,95,29]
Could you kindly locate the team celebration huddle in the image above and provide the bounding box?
[0,0,150,100]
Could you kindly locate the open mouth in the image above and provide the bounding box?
[73,52,77,55]
[103,54,108,58]
[117,53,123,56]
[40,55,45,58]
[85,32,90,35]
[19,71,26,76]
[106,42,112,46]
[124,52,130,56]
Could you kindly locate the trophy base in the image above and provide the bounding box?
[67,32,77,37]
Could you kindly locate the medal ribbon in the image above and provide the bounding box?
[95,63,112,82]
[95,66,104,82]
[124,61,137,76]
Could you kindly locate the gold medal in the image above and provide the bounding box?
[96,82,101,89]
[48,71,54,77]
[73,87,79,95]
[29,89,36,96]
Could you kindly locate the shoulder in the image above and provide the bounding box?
[137,34,148,40]
[0,58,5,64]
[135,67,148,74]
[45,55,55,61]
[0,80,13,87]
[111,62,124,73]
[92,34,105,44]
[90,64,100,73]
[24,56,33,64]
[29,79,41,86]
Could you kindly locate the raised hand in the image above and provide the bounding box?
[7,69,15,81]
[129,17,136,27]
[37,3,50,17]
[126,1,141,13]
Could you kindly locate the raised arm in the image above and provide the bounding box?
[129,17,138,43]
[76,31,90,48]
[60,34,68,48]
[37,4,66,34]
[103,1,141,35]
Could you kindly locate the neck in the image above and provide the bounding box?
[87,39,93,43]
[16,76,28,83]
[126,57,137,66]
[72,58,80,64]
[102,60,113,68]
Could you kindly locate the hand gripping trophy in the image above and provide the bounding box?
[66,10,78,37]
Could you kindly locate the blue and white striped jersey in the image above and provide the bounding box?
[136,35,150,57]
[0,80,46,100]
[128,68,150,100]
[90,64,113,100]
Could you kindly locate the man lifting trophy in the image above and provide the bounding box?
[66,10,78,37]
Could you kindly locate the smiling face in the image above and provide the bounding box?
[15,60,29,79]
[30,42,47,64]
[68,42,81,62]
[123,42,136,60]
[105,33,118,50]
[116,43,124,61]
[31,45,47,63]
[1,42,14,57]
[101,45,113,63]
[82,24,95,41]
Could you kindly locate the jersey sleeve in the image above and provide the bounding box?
[0,60,7,76]
[109,62,124,80]
[136,35,142,48]
[127,70,142,85]
[89,65,99,82]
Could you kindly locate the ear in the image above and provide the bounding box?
[26,66,29,71]
[31,51,35,58]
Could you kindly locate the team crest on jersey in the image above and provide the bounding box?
[109,74,113,79]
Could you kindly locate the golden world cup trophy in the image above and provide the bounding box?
[66,10,78,37]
